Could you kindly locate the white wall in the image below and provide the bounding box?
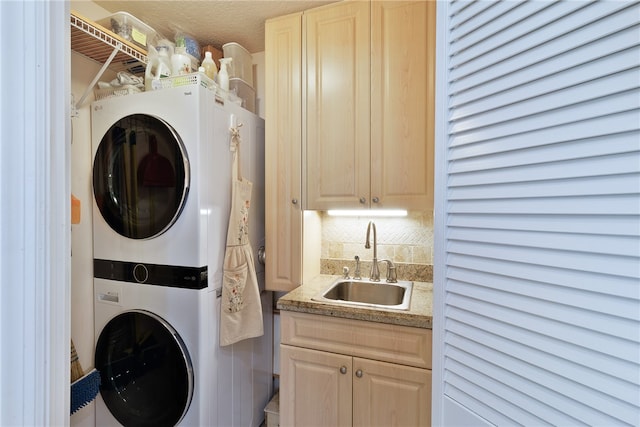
[69,3,115,425]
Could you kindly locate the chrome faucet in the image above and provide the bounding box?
[365,221,380,281]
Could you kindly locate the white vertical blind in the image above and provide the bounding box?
[434,0,640,425]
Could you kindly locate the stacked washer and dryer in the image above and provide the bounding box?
[91,83,272,426]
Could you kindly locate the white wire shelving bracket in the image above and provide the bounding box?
[70,11,148,112]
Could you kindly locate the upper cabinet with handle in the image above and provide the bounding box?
[265,13,305,291]
[305,1,435,210]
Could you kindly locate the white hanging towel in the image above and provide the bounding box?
[220,124,264,346]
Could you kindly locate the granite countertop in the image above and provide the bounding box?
[276,274,433,329]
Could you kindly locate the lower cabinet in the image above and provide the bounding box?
[280,311,432,426]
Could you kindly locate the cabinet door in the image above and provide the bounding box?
[281,345,353,427]
[305,1,371,210]
[371,1,435,211]
[265,13,303,291]
[353,357,432,427]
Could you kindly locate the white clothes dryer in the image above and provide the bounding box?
[91,84,232,289]
[93,278,218,426]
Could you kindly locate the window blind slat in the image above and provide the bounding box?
[446,308,639,399]
[448,282,638,341]
[450,169,640,200]
[450,1,585,67]
[450,110,639,152]
[449,212,640,236]
[447,239,639,278]
[445,349,631,426]
[449,194,640,216]
[447,254,638,299]
[448,226,640,258]
[451,55,640,121]
[448,0,476,19]
[450,90,639,137]
[445,332,638,425]
[444,380,523,426]
[450,1,547,55]
[451,68,640,131]
[449,0,500,34]
[451,26,640,107]
[450,3,638,91]
[450,131,640,172]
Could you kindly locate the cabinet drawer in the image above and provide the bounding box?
[281,311,432,369]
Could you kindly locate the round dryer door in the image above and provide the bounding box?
[95,310,194,427]
[93,114,189,239]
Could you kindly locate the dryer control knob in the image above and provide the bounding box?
[133,264,149,283]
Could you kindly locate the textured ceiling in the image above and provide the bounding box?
[93,0,338,54]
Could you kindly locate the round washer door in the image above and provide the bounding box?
[95,310,194,427]
[93,114,189,239]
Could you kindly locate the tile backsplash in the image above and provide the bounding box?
[320,211,434,282]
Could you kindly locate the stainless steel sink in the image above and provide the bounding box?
[312,278,413,311]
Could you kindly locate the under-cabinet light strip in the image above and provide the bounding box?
[326,210,408,217]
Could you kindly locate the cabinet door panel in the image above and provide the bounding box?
[305,1,371,210]
[265,13,303,291]
[281,345,353,427]
[353,357,432,427]
[371,1,435,210]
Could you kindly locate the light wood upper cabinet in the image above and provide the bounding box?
[306,1,435,210]
[265,13,303,291]
[305,1,371,209]
[371,1,435,211]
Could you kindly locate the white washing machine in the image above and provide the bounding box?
[91,83,232,287]
[91,83,272,426]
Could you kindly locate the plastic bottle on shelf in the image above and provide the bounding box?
[171,37,191,76]
[218,57,232,93]
[201,51,218,82]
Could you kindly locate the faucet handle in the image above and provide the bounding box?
[342,266,350,279]
[379,259,397,283]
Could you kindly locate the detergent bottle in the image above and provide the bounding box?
[201,51,217,82]
[218,57,232,93]
[144,45,172,91]
[171,37,191,76]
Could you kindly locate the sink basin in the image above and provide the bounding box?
[312,278,413,311]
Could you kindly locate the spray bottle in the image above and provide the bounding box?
[218,57,232,93]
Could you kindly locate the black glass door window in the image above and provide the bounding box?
[93,114,189,239]
[95,310,194,427]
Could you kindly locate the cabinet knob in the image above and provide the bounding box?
[291,198,298,205]
[340,366,347,375]
[372,197,379,203]
[355,369,363,378]
[359,197,366,204]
